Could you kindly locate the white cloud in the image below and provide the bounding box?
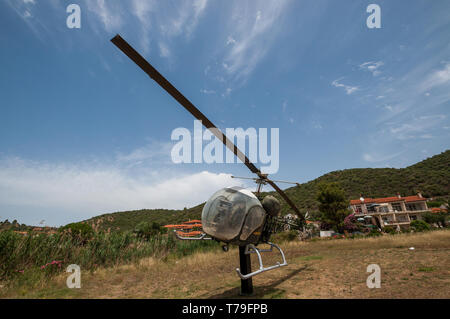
[158,42,171,58]
[331,78,359,95]
[226,36,236,46]
[0,156,235,226]
[131,0,156,28]
[158,0,208,39]
[200,89,216,94]
[222,0,291,81]
[84,0,123,33]
[420,62,450,91]
[363,151,404,163]
[359,61,384,76]
[116,141,173,164]
[387,114,446,140]
[222,87,232,97]
[129,0,209,54]
[5,0,48,41]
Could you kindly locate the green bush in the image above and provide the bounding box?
[60,222,94,242]
[272,230,298,242]
[366,229,382,237]
[410,220,431,232]
[383,226,397,234]
[133,222,163,240]
[422,212,448,228]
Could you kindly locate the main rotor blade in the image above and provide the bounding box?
[110,34,303,221]
[110,34,259,174]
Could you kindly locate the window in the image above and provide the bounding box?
[379,206,389,213]
[406,203,422,211]
[391,203,402,212]
[355,205,362,213]
[367,205,376,212]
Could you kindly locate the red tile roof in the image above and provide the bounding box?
[350,195,426,205]
[431,207,448,213]
[182,220,202,224]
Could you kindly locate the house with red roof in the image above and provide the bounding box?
[350,192,430,230]
[164,220,204,237]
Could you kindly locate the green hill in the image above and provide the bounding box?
[84,150,450,232]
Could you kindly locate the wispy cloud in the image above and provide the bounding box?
[83,0,208,54]
[200,89,216,94]
[420,62,450,92]
[84,0,123,33]
[115,141,174,166]
[363,151,405,163]
[5,0,50,41]
[359,61,384,76]
[158,42,171,58]
[331,78,359,95]
[221,0,291,82]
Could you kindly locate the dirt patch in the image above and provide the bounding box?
[2,230,449,299]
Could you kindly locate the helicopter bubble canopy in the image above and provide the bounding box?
[201,186,266,244]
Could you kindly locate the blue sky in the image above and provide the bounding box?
[1,0,449,226]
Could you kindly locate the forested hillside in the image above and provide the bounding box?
[84,150,449,232]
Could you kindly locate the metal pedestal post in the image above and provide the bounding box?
[239,245,254,296]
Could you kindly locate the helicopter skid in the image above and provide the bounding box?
[236,242,287,280]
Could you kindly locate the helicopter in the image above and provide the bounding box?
[111,34,306,292]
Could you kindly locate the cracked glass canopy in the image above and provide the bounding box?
[201,186,266,243]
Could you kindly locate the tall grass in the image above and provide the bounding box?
[0,230,219,281]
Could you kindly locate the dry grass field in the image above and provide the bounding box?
[1,230,449,299]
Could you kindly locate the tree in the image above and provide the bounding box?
[410,220,431,232]
[133,221,163,239]
[316,182,351,232]
[422,212,448,228]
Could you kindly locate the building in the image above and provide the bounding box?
[164,220,203,237]
[350,193,430,231]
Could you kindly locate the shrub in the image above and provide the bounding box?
[410,220,431,232]
[366,229,382,237]
[422,212,448,228]
[343,213,359,232]
[60,222,94,243]
[133,222,163,240]
[383,226,397,234]
[272,230,298,242]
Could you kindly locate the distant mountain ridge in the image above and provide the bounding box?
[84,150,449,232]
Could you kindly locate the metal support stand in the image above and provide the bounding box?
[236,242,287,280]
[239,245,254,296]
